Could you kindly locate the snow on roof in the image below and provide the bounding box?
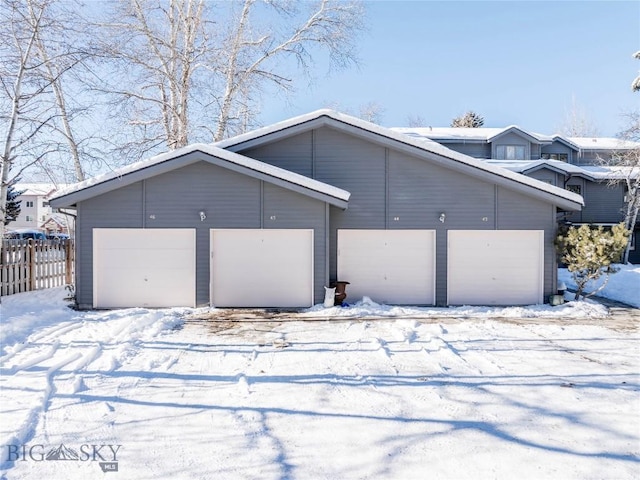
[393,127,640,152]
[51,143,350,205]
[486,160,638,180]
[390,126,508,141]
[14,183,67,197]
[567,137,640,150]
[390,126,551,143]
[580,165,639,180]
[216,109,583,209]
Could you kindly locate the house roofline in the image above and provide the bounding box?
[50,144,350,209]
[217,110,583,211]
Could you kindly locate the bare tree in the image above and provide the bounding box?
[356,102,385,125]
[33,16,90,182]
[405,114,428,127]
[321,100,385,124]
[1,0,53,240]
[557,96,600,137]
[96,0,210,154]
[601,112,640,263]
[0,0,92,239]
[212,0,363,140]
[97,0,363,156]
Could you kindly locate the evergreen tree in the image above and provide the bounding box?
[451,111,485,128]
[4,182,23,226]
[556,223,629,300]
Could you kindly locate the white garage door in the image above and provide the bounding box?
[337,230,436,305]
[210,229,314,307]
[447,230,544,306]
[93,229,196,308]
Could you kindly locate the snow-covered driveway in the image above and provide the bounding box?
[1,289,638,480]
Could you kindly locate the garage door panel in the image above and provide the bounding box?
[102,248,194,270]
[93,229,196,308]
[338,230,435,305]
[211,229,313,307]
[448,230,543,306]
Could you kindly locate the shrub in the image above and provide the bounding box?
[556,223,629,300]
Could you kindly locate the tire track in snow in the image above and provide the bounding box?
[28,321,85,343]
[0,350,82,471]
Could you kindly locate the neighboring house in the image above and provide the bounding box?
[7,183,73,236]
[8,184,57,230]
[392,126,640,263]
[41,213,72,236]
[51,110,582,309]
[391,126,639,165]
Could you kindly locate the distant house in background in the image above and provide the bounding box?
[391,126,639,165]
[392,126,640,263]
[8,184,73,236]
[41,213,71,235]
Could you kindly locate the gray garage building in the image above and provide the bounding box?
[51,110,582,309]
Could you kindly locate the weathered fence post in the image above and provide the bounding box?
[28,240,36,291]
[65,240,73,285]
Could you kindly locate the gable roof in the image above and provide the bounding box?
[486,159,638,181]
[50,144,350,209]
[15,183,68,197]
[217,110,583,211]
[390,125,549,144]
[486,160,596,180]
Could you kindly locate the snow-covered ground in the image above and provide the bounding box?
[1,286,638,479]
[559,264,640,308]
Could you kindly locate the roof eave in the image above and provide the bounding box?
[50,148,350,210]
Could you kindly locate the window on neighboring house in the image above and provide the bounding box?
[496,145,526,160]
[42,201,49,207]
[541,153,568,162]
[566,185,582,195]
[26,201,34,208]
[25,215,33,221]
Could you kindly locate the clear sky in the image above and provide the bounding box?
[259,0,640,136]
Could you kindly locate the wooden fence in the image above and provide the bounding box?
[1,239,74,296]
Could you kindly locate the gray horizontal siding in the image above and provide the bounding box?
[526,170,559,187]
[530,143,541,159]
[497,187,557,299]
[541,142,574,162]
[491,132,530,159]
[582,181,625,223]
[563,178,585,223]
[574,150,602,165]
[144,162,262,229]
[76,182,144,307]
[263,183,328,302]
[234,126,565,305]
[77,161,329,307]
[144,162,262,305]
[312,127,386,280]
[442,142,491,159]
[242,131,313,177]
